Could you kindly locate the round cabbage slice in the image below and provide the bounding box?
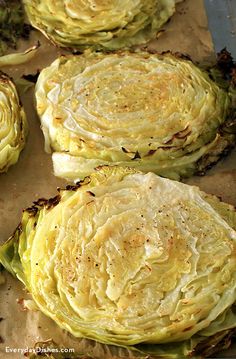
[0,167,235,357]
[35,51,236,182]
[22,0,181,50]
[0,72,27,172]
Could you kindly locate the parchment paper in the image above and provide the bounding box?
[0,0,235,357]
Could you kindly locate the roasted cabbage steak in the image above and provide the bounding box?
[0,167,235,358]
[22,0,182,50]
[35,51,236,181]
[0,72,27,172]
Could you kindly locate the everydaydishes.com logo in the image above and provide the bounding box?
[5,346,75,355]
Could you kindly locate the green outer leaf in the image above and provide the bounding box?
[0,226,23,279]
[15,77,35,94]
[0,42,40,67]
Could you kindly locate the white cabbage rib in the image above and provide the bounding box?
[0,72,27,172]
[22,0,181,50]
[35,51,232,181]
[2,168,235,347]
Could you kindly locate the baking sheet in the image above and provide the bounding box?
[204,0,236,59]
[0,0,236,357]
